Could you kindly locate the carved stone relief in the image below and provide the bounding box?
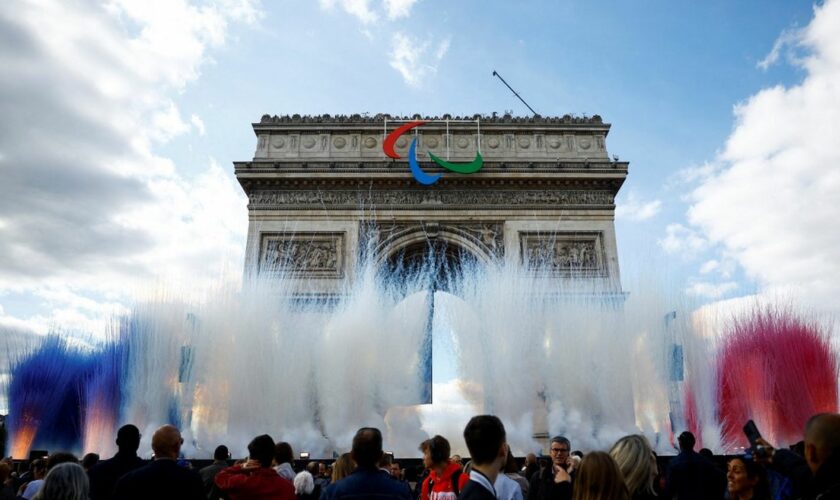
[249,189,614,210]
[259,232,344,278]
[361,221,504,261]
[519,232,605,276]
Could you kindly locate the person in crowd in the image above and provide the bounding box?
[19,458,47,499]
[199,445,230,500]
[30,462,88,500]
[758,412,840,499]
[726,457,770,500]
[315,461,331,490]
[522,454,539,481]
[81,454,99,472]
[112,424,204,500]
[609,434,658,500]
[459,415,513,500]
[528,436,575,500]
[274,442,296,482]
[88,424,146,500]
[215,434,295,500]
[0,462,16,500]
[293,470,318,500]
[663,431,726,500]
[390,461,403,480]
[321,427,411,500]
[495,449,525,500]
[419,435,469,500]
[501,449,529,498]
[331,453,354,483]
[451,455,463,466]
[572,451,629,500]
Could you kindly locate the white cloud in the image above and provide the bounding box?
[615,192,662,221]
[757,27,805,70]
[659,223,709,255]
[319,0,378,24]
[190,114,206,136]
[686,281,738,299]
[0,1,256,333]
[685,0,840,313]
[383,0,419,20]
[389,32,451,87]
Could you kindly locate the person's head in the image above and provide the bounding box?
[525,453,537,465]
[463,415,507,468]
[116,424,141,454]
[248,435,276,468]
[151,425,183,459]
[35,462,89,500]
[727,457,769,499]
[46,453,78,470]
[390,461,402,478]
[451,454,462,465]
[572,451,630,500]
[318,462,328,477]
[503,448,519,473]
[31,458,48,479]
[351,427,383,469]
[699,448,713,460]
[81,453,99,471]
[274,442,294,465]
[549,436,571,467]
[0,462,11,483]
[332,453,354,482]
[378,453,393,468]
[306,461,319,475]
[213,445,230,462]
[677,431,695,453]
[609,435,657,496]
[293,470,315,496]
[803,413,840,475]
[419,435,451,468]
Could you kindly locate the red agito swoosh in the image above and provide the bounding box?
[383,120,427,159]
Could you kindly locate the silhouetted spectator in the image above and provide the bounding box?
[499,448,528,499]
[215,434,295,500]
[113,424,204,500]
[294,470,318,500]
[88,424,146,500]
[529,436,576,500]
[461,415,514,500]
[573,451,629,500]
[331,453,354,483]
[664,431,726,500]
[522,454,539,481]
[19,458,47,499]
[0,462,15,500]
[321,427,411,500]
[81,454,99,472]
[199,445,229,500]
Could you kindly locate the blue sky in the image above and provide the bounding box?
[1,0,838,340]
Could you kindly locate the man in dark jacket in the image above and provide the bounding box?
[199,445,230,500]
[87,424,146,500]
[528,436,575,500]
[321,427,411,500]
[112,424,204,500]
[663,431,726,500]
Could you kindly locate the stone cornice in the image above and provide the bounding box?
[256,113,608,127]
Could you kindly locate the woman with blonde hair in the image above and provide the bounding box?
[609,435,658,500]
[331,453,355,483]
[572,451,630,500]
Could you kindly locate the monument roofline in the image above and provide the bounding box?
[255,113,610,130]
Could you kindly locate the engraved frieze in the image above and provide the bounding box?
[248,189,614,210]
[259,232,344,278]
[361,221,505,261]
[519,232,605,276]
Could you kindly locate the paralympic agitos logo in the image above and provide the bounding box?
[383,121,484,185]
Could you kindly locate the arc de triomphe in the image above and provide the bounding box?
[235,114,627,298]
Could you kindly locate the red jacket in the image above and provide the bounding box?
[215,465,296,500]
[421,462,469,500]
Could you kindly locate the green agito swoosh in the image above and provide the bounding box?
[428,151,484,174]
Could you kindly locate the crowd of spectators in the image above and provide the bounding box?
[0,412,837,499]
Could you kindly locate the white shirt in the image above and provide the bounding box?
[494,473,523,500]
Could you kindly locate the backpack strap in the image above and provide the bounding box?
[451,469,462,495]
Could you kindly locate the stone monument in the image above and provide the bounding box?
[235,113,627,298]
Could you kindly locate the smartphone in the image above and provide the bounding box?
[743,419,762,447]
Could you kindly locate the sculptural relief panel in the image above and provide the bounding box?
[259,232,344,278]
[519,232,606,276]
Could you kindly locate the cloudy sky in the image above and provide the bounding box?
[1,0,838,344]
